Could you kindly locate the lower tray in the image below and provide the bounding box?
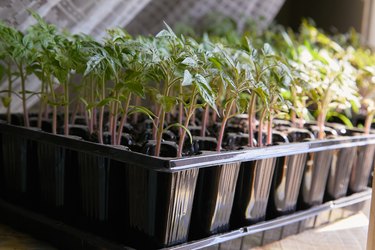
[0,189,370,250]
[165,189,371,250]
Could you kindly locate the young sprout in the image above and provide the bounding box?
[0,23,18,124]
[349,47,375,134]
[297,38,359,139]
[211,45,251,151]
[145,24,191,156]
[176,39,218,156]
[0,22,35,127]
[26,10,61,131]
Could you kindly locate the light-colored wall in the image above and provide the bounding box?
[367,0,375,48]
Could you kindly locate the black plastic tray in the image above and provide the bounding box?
[1,122,375,172]
[164,189,371,250]
[1,122,374,249]
[0,189,369,250]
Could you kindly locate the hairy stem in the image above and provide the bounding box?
[37,78,45,128]
[111,91,120,145]
[178,85,183,136]
[63,80,69,136]
[177,91,196,157]
[317,108,326,140]
[6,62,12,124]
[258,107,267,147]
[201,105,209,137]
[117,93,132,145]
[98,78,106,144]
[266,110,273,145]
[153,105,161,140]
[155,80,172,157]
[216,100,235,152]
[290,85,297,127]
[155,110,166,157]
[18,64,29,127]
[48,76,57,134]
[248,93,257,147]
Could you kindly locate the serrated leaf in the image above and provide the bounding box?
[157,94,177,112]
[194,73,218,114]
[84,54,105,76]
[220,72,236,89]
[156,29,175,38]
[128,105,156,122]
[99,97,121,107]
[209,57,222,69]
[238,94,249,113]
[126,81,145,97]
[263,43,274,56]
[163,22,177,38]
[182,69,193,86]
[79,97,89,107]
[181,57,197,67]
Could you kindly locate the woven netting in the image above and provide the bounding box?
[125,0,285,35]
[0,0,285,112]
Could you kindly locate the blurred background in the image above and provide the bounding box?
[1,0,374,47]
[1,0,375,113]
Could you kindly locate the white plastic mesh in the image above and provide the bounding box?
[125,0,286,34]
[0,0,285,112]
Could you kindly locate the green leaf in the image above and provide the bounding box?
[194,73,218,114]
[238,94,249,113]
[1,96,11,108]
[327,111,353,128]
[156,29,176,39]
[209,57,222,69]
[157,94,177,112]
[262,43,274,56]
[97,97,120,107]
[128,105,156,122]
[220,72,236,89]
[165,123,193,144]
[181,57,197,67]
[126,81,145,97]
[182,69,193,86]
[163,22,177,38]
[84,54,105,76]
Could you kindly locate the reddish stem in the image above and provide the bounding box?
[52,106,57,135]
[155,110,165,157]
[99,106,104,144]
[19,65,29,127]
[266,111,273,145]
[6,62,12,124]
[258,108,267,147]
[201,105,209,137]
[177,94,196,157]
[178,101,183,136]
[317,111,325,140]
[248,93,256,147]
[117,93,131,145]
[216,100,235,152]
[153,105,161,140]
